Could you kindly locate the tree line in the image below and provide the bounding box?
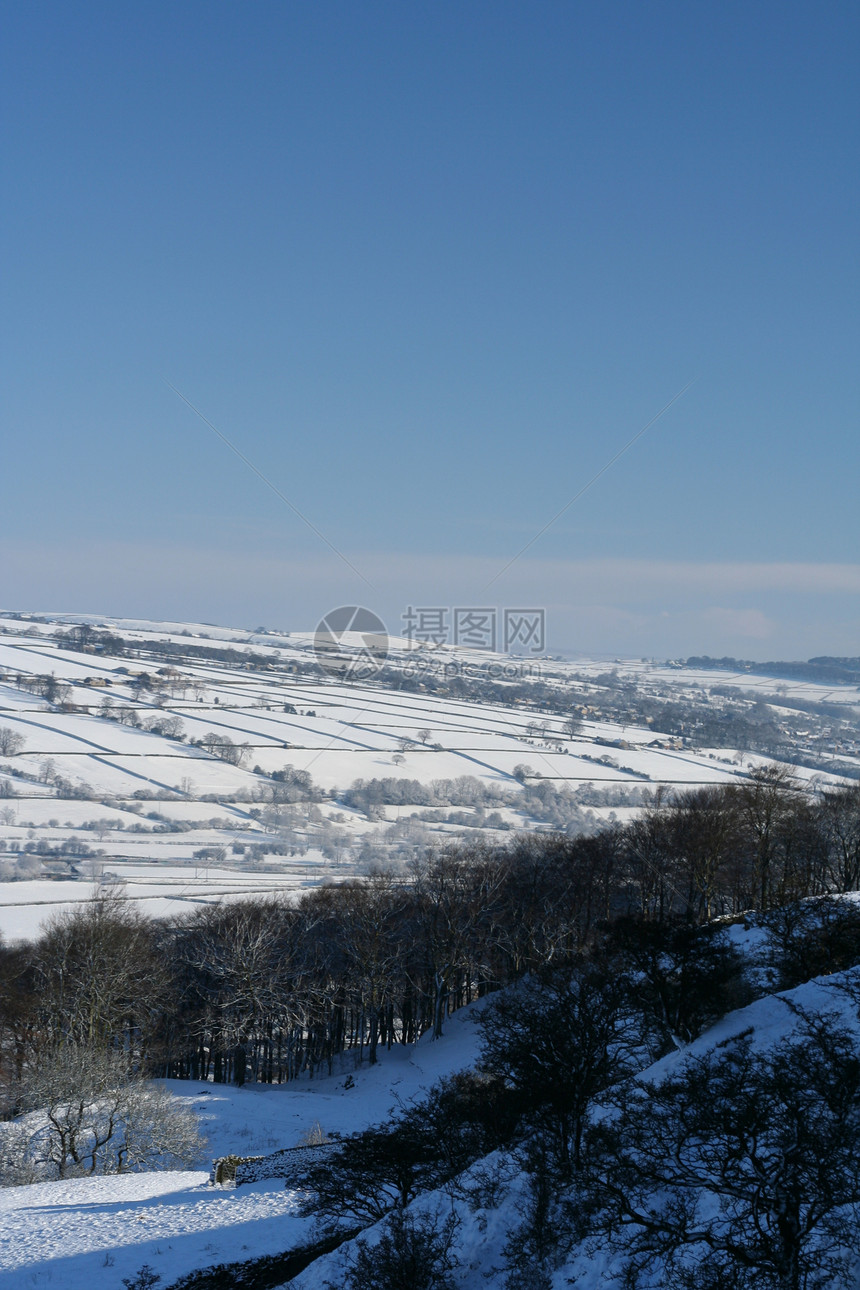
[1,767,859,1103]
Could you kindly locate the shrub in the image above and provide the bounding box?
[333,1208,458,1290]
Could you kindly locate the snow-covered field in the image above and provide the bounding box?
[0,614,820,804]
[1,612,856,944]
[0,863,338,943]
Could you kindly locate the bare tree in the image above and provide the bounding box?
[200,732,249,766]
[0,728,24,757]
[818,784,860,892]
[409,847,504,1039]
[2,1046,203,1182]
[588,1013,860,1290]
[334,875,407,1064]
[478,965,636,1173]
[159,716,185,740]
[731,764,800,909]
[336,1207,459,1290]
[88,819,118,842]
[668,785,743,921]
[34,895,169,1049]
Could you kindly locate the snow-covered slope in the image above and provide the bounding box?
[288,966,860,1290]
[0,1005,483,1287]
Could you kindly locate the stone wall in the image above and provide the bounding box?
[210,1140,337,1186]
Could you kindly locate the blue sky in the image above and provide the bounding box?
[1,1,858,658]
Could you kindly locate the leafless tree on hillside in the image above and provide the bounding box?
[0,729,24,757]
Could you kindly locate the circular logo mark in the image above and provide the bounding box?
[314,606,389,679]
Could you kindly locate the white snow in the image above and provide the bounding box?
[0,1173,309,1288]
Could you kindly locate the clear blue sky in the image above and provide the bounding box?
[2,1,858,658]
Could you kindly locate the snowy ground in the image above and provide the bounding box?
[3,614,859,1286]
[0,1173,307,1289]
[0,1006,483,1288]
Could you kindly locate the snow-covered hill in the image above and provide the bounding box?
[1,612,856,942]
